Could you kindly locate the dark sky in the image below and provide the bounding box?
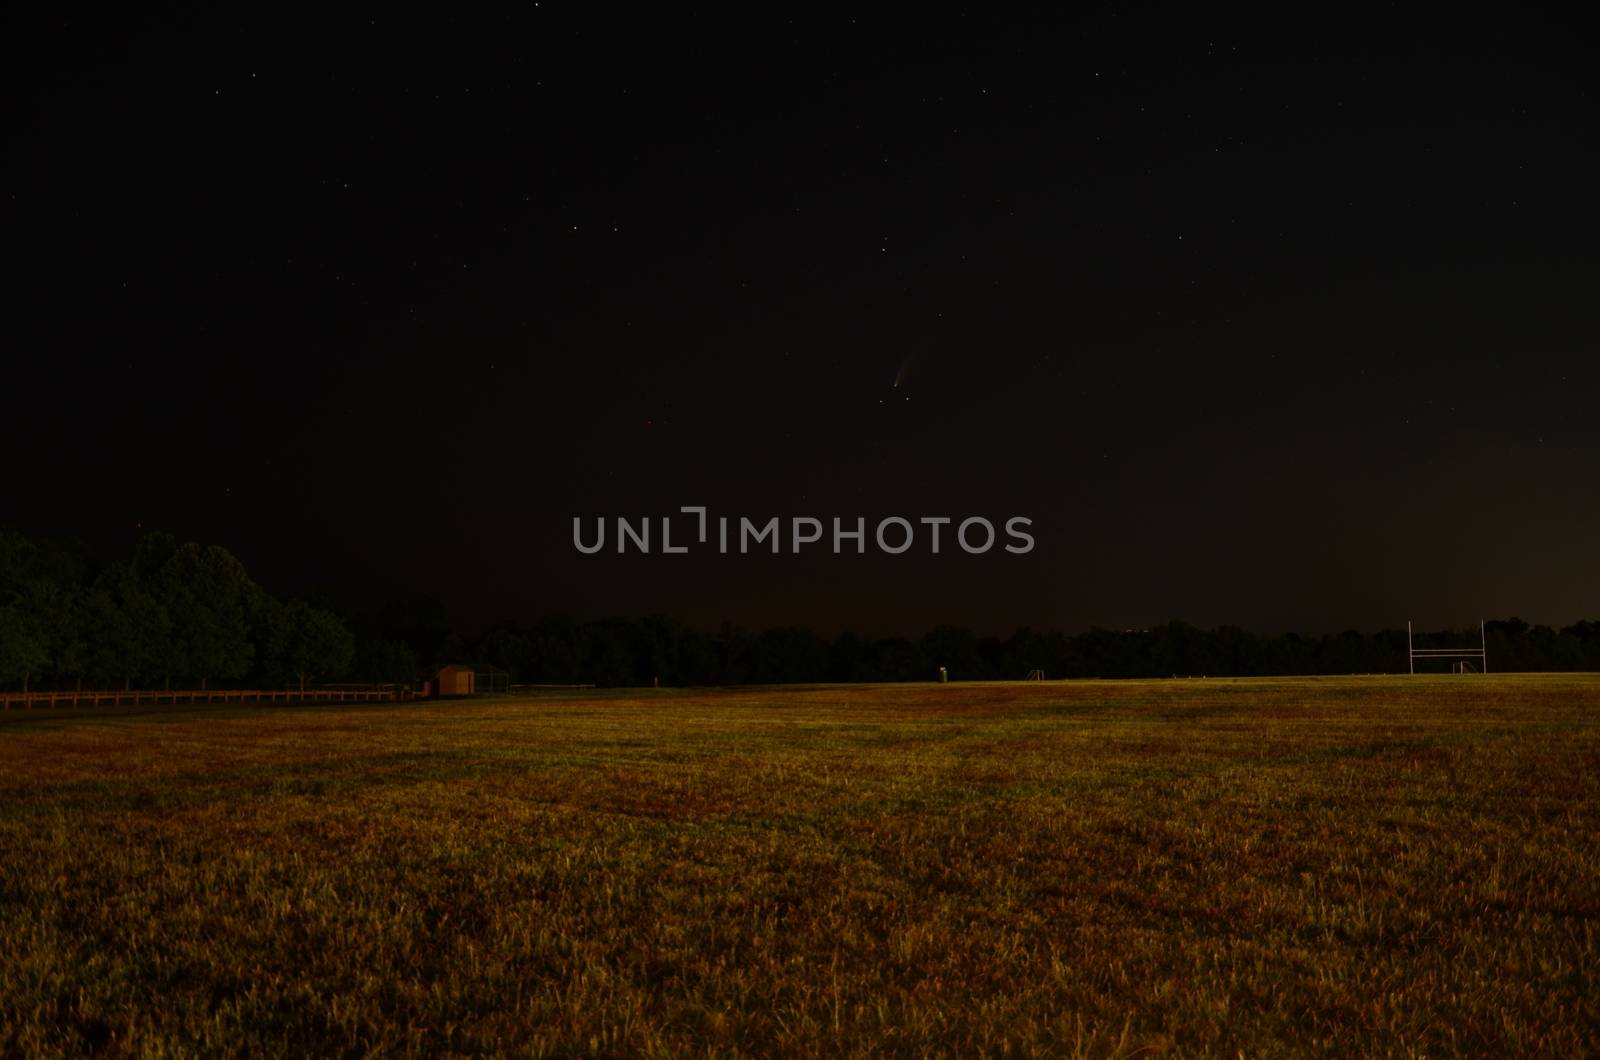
[5,8,1596,636]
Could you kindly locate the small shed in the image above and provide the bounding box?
[435,665,476,696]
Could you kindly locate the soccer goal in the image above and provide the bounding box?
[1024,669,1045,681]
[1407,620,1488,675]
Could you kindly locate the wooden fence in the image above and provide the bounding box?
[0,687,413,709]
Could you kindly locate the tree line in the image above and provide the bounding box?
[0,530,358,693]
[458,615,1600,685]
[2,528,1596,691]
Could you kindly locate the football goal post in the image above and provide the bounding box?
[1407,620,1488,675]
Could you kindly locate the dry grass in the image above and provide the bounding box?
[1,676,1597,1056]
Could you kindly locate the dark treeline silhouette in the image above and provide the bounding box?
[0,529,361,693]
[2,529,1597,690]
[457,617,1600,685]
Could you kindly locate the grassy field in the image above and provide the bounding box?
[1,676,1596,1057]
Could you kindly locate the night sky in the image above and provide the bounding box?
[6,8,1596,637]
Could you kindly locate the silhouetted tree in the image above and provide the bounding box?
[353,638,417,684]
[82,561,172,689]
[250,594,355,689]
[0,530,70,692]
[157,543,256,689]
[374,598,451,669]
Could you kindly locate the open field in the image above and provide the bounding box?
[1,677,1597,1056]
